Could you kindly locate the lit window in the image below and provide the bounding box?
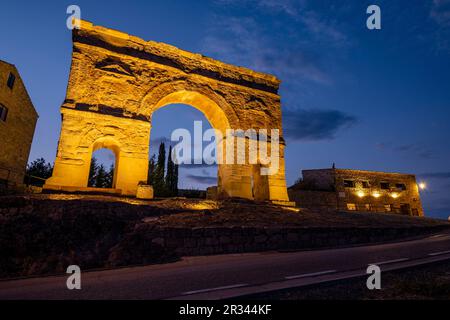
[344,180,355,188]
[396,183,406,190]
[0,104,8,121]
[347,203,357,211]
[361,181,370,188]
[384,204,392,212]
[7,72,15,89]
[380,182,390,190]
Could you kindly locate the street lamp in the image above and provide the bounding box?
[418,182,426,190]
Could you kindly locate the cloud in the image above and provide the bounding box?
[377,142,434,159]
[150,136,173,147]
[431,0,450,27]
[419,171,450,179]
[300,10,348,45]
[430,0,450,50]
[216,0,303,17]
[257,0,301,16]
[283,109,357,141]
[186,174,217,185]
[202,16,331,85]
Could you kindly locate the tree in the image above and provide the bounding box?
[173,159,179,196]
[165,145,175,196]
[25,158,53,186]
[153,142,166,196]
[173,152,178,196]
[26,158,53,179]
[147,155,156,186]
[165,146,179,197]
[173,149,178,195]
[105,164,114,188]
[88,157,99,187]
[95,164,109,188]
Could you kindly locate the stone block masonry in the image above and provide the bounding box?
[289,168,424,217]
[44,19,290,203]
[0,60,38,188]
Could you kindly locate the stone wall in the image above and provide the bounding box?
[1,195,447,277]
[0,61,38,187]
[288,189,337,212]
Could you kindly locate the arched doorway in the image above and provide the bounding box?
[149,104,218,197]
[144,89,252,200]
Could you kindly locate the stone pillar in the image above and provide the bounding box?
[114,153,148,196]
[216,135,253,200]
[266,142,290,202]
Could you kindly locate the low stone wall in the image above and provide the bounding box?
[288,189,338,212]
[1,195,448,278]
[139,225,448,256]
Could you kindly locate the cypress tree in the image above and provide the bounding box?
[88,157,99,187]
[165,145,174,196]
[95,164,108,188]
[154,142,166,196]
[106,164,114,188]
[173,158,179,196]
[147,154,156,186]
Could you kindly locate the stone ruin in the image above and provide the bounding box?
[44,20,290,203]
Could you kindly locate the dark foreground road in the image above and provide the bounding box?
[1,231,450,300]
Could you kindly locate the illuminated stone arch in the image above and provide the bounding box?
[45,20,289,202]
[141,81,241,132]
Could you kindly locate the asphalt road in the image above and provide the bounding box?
[1,231,450,300]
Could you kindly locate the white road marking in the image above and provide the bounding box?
[284,270,337,280]
[182,283,248,295]
[428,250,450,256]
[369,258,409,266]
[428,234,445,239]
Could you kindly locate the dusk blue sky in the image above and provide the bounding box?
[1,1,450,218]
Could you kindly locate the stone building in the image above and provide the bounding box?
[289,168,424,216]
[0,60,38,189]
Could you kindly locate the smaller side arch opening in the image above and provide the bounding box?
[87,138,120,189]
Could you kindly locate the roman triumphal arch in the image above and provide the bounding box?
[44,20,289,203]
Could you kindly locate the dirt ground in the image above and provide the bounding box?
[10,193,447,229]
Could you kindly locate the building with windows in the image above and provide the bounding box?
[0,60,38,189]
[288,168,424,216]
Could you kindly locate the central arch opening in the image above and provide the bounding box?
[148,103,218,198]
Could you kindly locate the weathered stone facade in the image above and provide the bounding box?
[0,60,38,188]
[289,168,424,216]
[44,20,289,202]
